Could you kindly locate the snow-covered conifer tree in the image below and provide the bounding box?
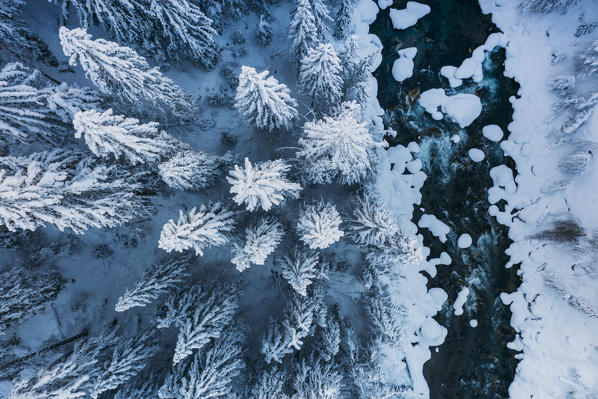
[115,255,192,312]
[256,15,273,46]
[363,284,407,348]
[308,0,333,37]
[297,101,385,184]
[293,358,342,399]
[90,334,158,399]
[73,109,178,164]
[158,202,236,256]
[248,367,289,399]
[46,83,104,122]
[1,266,63,334]
[158,151,220,191]
[114,380,158,399]
[261,293,316,363]
[347,194,398,247]
[316,316,341,361]
[234,66,298,131]
[297,201,343,249]
[278,249,319,296]
[334,0,354,39]
[59,27,195,121]
[173,284,238,364]
[149,0,220,68]
[159,330,244,399]
[366,233,424,270]
[520,0,579,12]
[298,43,344,110]
[0,150,149,233]
[340,36,377,105]
[289,0,319,61]
[227,158,301,211]
[0,63,65,144]
[231,217,284,272]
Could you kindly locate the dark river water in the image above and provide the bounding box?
[370,1,521,398]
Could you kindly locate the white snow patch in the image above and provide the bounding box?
[469,319,478,328]
[419,89,482,128]
[418,214,450,243]
[457,233,472,248]
[378,0,393,10]
[392,47,417,82]
[482,124,504,142]
[453,287,470,316]
[389,2,431,30]
[468,148,485,162]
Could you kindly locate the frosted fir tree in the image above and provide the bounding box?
[340,36,377,105]
[520,0,579,12]
[363,284,407,347]
[73,109,179,164]
[0,63,67,144]
[366,233,424,270]
[46,83,105,122]
[158,202,236,256]
[297,101,385,184]
[289,0,318,61]
[158,150,220,191]
[172,284,238,364]
[149,0,220,68]
[297,201,343,250]
[115,255,192,312]
[278,249,320,296]
[113,380,158,399]
[293,358,342,399]
[8,331,115,399]
[347,194,398,247]
[0,266,63,334]
[315,315,341,361]
[160,330,244,399]
[334,0,354,40]
[59,27,195,121]
[227,158,302,212]
[90,334,158,399]
[261,294,316,363]
[231,217,284,272]
[299,43,344,110]
[0,150,149,233]
[234,66,298,132]
[308,0,333,37]
[256,15,273,46]
[247,367,289,399]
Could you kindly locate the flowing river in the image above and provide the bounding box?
[370,1,521,397]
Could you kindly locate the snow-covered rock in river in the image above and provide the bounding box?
[389,2,431,30]
[419,89,482,128]
[392,47,417,82]
[457,233,472,248]
[482,124,504,142]
[453,287,469,316]
[468,148,485,162]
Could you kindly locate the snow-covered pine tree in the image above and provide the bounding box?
[0,150,150,233]
[73,109,179,164]
[297,201,343,249]
[289,0,318,62]
[172,284,238,364]
[8,331,115,399]
[0,62,65,144]
[334,0,354,40]
[158,150,221,191]
[231,217,284,272]
[247,367,289,399]
[340,36,377,105]
[520,0,579,12]
[293,358,342,399]
[46,83,104,123]
[366,233,424,271]
[0,266,63,334]
[158,202,236,256]
[347,194,398,247]
[227,157,302,211]
[278,249,319,296]
[234,66,298,132]
[59,27,195,121]
[159,329,245,399]
[261,293,316,363]
[149,0,220,68]
[113,379,158,399]
[256,15,273,46]
[308,0,333,37]
[297,101,385,184]
[363,283,407,347]
[298,43,344,110]
[115,255,192,312]
[316,315,341,361]
[90,334,158,399]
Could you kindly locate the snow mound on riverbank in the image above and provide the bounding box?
[392,47,417,82]
[478,0,598,397]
